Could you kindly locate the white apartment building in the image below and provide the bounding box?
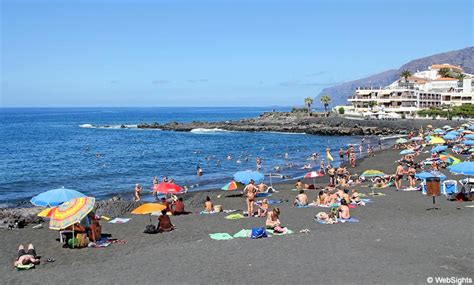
[348,64,473,115]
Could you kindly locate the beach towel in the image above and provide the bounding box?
[108,218,131,224]
[266,228,294,235]
[16,263,35,271]
[295,204,310,208]
[464,205,474,208]
[368,192,386,196]
[222,209,238,213]
[361,198,373,203]
[200,210,217,214]
[256,193,271,198]
[209,233,234,240]
[225,213,245,220]
[268,199,284,205]
[402,187,420,192]
[233,229,252,238]
[338,218,359,223]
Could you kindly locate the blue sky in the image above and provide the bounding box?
[1,0,472,107]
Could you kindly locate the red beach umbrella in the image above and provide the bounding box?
[304,171,324,186]
[154,182,183,194]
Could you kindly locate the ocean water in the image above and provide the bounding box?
[0,107,378,206]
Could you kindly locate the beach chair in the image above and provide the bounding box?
[442,180,458,198]
[59,230,73,243]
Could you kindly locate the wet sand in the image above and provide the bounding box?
[1,147,473,284]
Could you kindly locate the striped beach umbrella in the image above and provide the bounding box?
[221,181,240,191]
[37,207,57,218]
[49,197,95,230]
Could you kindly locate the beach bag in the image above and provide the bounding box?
[251,227,268,239]
[273,226,285,234]
[144,224,158,234]
[76,233,89,248]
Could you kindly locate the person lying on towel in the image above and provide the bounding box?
[14,244,40,268]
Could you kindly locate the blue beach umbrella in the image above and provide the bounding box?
[463,140,474,146]
[415,171,447,180]
[400,149,414,155]
[233,170,264,184]
[469,125,474,131]
[464,134,474,139]
[431,145,448,153]
[448,162,474,175]
[433,129,445,134]
[30,187,86,207]
[443,134,457,140]
[447,130,460,135]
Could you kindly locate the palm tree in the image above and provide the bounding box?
[438,67,451,78]
[456,73,466,83]
[304,97,314,113]
[320,95,331,113]
[400,70,412,87]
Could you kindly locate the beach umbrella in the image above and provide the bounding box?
[233,170,264,184]
[415,171,447,180]
[429,137,445,145]
[31,187,86,207]
[400,149,414,155]
[469,125,474,131]
[443,134,457,140]
[442,125,452,129]
[448,130,460,135]
[37,207,57,218]
[449,162,474,175]
[461,123,470,127]
[153,182,183,194]
[361,169,385,178]
[131,203,166,223]
[463,140,474,146]
[49,197,95,230]
[426,125,433,129]
[221,181,240,191]
[396,138,408,144]
[304,171,324,185]
[465,134,474,139]
[431,145,448,153]
[433,129,445,134]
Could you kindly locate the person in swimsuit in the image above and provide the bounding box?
[134,184,142,202]
[171,197,185,215]
[320,159,325,174]
[294,190,308,207]
[338,199,351,219]
[243,180,258,217]
[395,162,405,191]
[257,182,268,193]
[204,196,213,213]
[265,207,281,229]
[257,198,269,217]
[196,165,203,176]
[328,167,336,186]
[295,180,304,190]
[157,209,174,232]
[315,190,328,206]
[407,165,417,188]
[14,244,40,267]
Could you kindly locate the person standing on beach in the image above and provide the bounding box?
[134,184,142,202]
[350,152,356,168]
[394,162,405,191]
[243,180,257,217]
[359,144,363,156]
[378,138,383,150]
[320,159,325,174]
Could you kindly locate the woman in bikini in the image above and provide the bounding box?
[338,199,351,220]
[407,165,417,188]
[243,180,257,217]
[395,162,405,191]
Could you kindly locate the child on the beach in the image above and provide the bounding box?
[257,198,269,217]
[265,207,281,229]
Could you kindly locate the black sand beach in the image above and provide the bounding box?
[1,147,473,284]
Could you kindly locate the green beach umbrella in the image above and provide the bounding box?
[361,169,385,178]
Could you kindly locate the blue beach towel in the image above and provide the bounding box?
[338,218,359,223]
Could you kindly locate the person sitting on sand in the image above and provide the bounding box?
[13,244,40,267]
[258,182,268,193]
[134,184,142,202]
[338,199,351,219]
[314,190,329,206]
[204,196,213,213]
[243,180,258,217]
[265,207,281,229]
[157,209,174,232]
[171,197,185,215]
[160,197,172,213]
[315,211,338,224]
[294,190,308,207]
[257,198,269,217]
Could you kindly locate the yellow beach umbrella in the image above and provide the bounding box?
[132,203,166,224]
[37,207,57,218]
[429,137,445,145]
